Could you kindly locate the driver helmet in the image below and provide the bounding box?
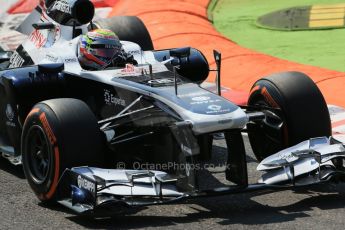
[78,29,122,70]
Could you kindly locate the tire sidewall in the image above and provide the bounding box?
[22,98,104,202]
[248,72,331,160]
[248,82,289,161]
[22,104,61,201]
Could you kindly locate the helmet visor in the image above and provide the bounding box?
[93,47,122,59]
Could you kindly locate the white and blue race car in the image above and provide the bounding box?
[0,0,343,215]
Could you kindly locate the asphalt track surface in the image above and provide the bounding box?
[1,136,345,229]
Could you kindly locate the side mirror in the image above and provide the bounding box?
[170,47,191,59]
[171,48,209,84]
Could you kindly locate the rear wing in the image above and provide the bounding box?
[16,0,94,38]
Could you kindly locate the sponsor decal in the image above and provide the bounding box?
[104,44,119,49]
[9,50,25,68]
[192,96,211,102]
[190,96,222,105]
[39,113,57,145]
[9,45,34,67]
[127,50,141,55]
[46,54,59,62]
[206,104,231,114]
[29,29,47,48]
[77,175,96,193]
[118,65,168,77]
[208,104,222,111]
[148,78,175,85]
[64,57,77,63]
[5,104,16,127]
[50,0,71,14]
[191,99,222,105]
[104,89,126,106]
[119,64,144,76]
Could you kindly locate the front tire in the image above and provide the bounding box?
[247,71,331,161]
[22,98,104,202]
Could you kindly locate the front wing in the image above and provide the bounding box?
[56,136,345,215]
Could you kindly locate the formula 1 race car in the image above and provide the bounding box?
[0,0,344,215]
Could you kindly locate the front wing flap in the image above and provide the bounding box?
[55,137,345,215]
[56,167,190,214]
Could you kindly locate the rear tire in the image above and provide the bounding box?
[92,16,154,51]
[22,98,104,202]
[247,71,331,161]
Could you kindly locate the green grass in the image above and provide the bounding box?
[211,0,345,72]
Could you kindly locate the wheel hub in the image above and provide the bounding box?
[26,125,52,184]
